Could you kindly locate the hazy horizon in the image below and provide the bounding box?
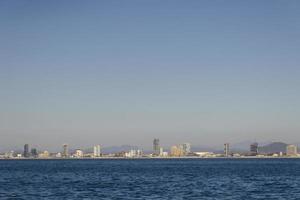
[1,1,300,152]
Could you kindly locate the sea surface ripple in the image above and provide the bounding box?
[0,158,300,199]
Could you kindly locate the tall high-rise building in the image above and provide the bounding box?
[224,143,230,157]
[286,145,298,156]
[182,143,191,155]
[31,148,38,158]
[93,145,101,157]
[24,144,30,158]
[153,138,160,155]
[250,142,258,156]
[62,144,69,158]
[159,147,164,156]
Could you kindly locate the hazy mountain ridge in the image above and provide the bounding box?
[258,142,289,154]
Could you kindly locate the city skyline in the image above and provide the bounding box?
[1,139,299,159]
[1,139,299,154]
[1,1,300,150]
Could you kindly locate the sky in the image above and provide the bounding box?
[0,0,300,151]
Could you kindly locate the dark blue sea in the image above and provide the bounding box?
[1,158,300,199]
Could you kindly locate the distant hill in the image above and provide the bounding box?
[61,145,141,155]
[191,146,217,152]
[258,142,288,154]
[101,145,140,154]
[229,140,255,151]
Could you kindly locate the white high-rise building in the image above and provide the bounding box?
[93,145,101,157]
[159,147,164,156]
[182,143,191,155]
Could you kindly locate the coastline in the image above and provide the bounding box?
[1,156,300,160]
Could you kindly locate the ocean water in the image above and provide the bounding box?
[0,159,300,199]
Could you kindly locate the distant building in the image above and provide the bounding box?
[170,146,178,157]
[182,143,191,155]
[224,143,230,157]
[161,152,168,157]
[24,144,30,158]
[250,142,258,156]
[93,145,101,157]
[170,145,184,157]
[39,151,49,158]
[31,148,38,158]
[153,138,160,155]
[159,147,164,156]
[125,149,142,158]
[5,151,14,158]
[286,145,298,156]
[114,151,126,157]
[62,144,69,158]
[279,152,283,157]
[74,149,84,158]
[158,147,168,157]
[194,152,215,157]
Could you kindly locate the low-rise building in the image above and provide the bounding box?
[125,149,142,158]
[74,150,84,158]
[39,151,50,158]
[194,152,215,157]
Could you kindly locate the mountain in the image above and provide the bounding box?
[191,146,217,152]
[229,140,255,151]
[258,142,288,154]
[101,145,140,154]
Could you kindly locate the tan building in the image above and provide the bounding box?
[286,145,298,156]
[170,145,184,157]
[39,151,49,158]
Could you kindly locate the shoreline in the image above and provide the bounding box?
[1,156,300,160]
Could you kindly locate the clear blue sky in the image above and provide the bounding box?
[0,0,300,151]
